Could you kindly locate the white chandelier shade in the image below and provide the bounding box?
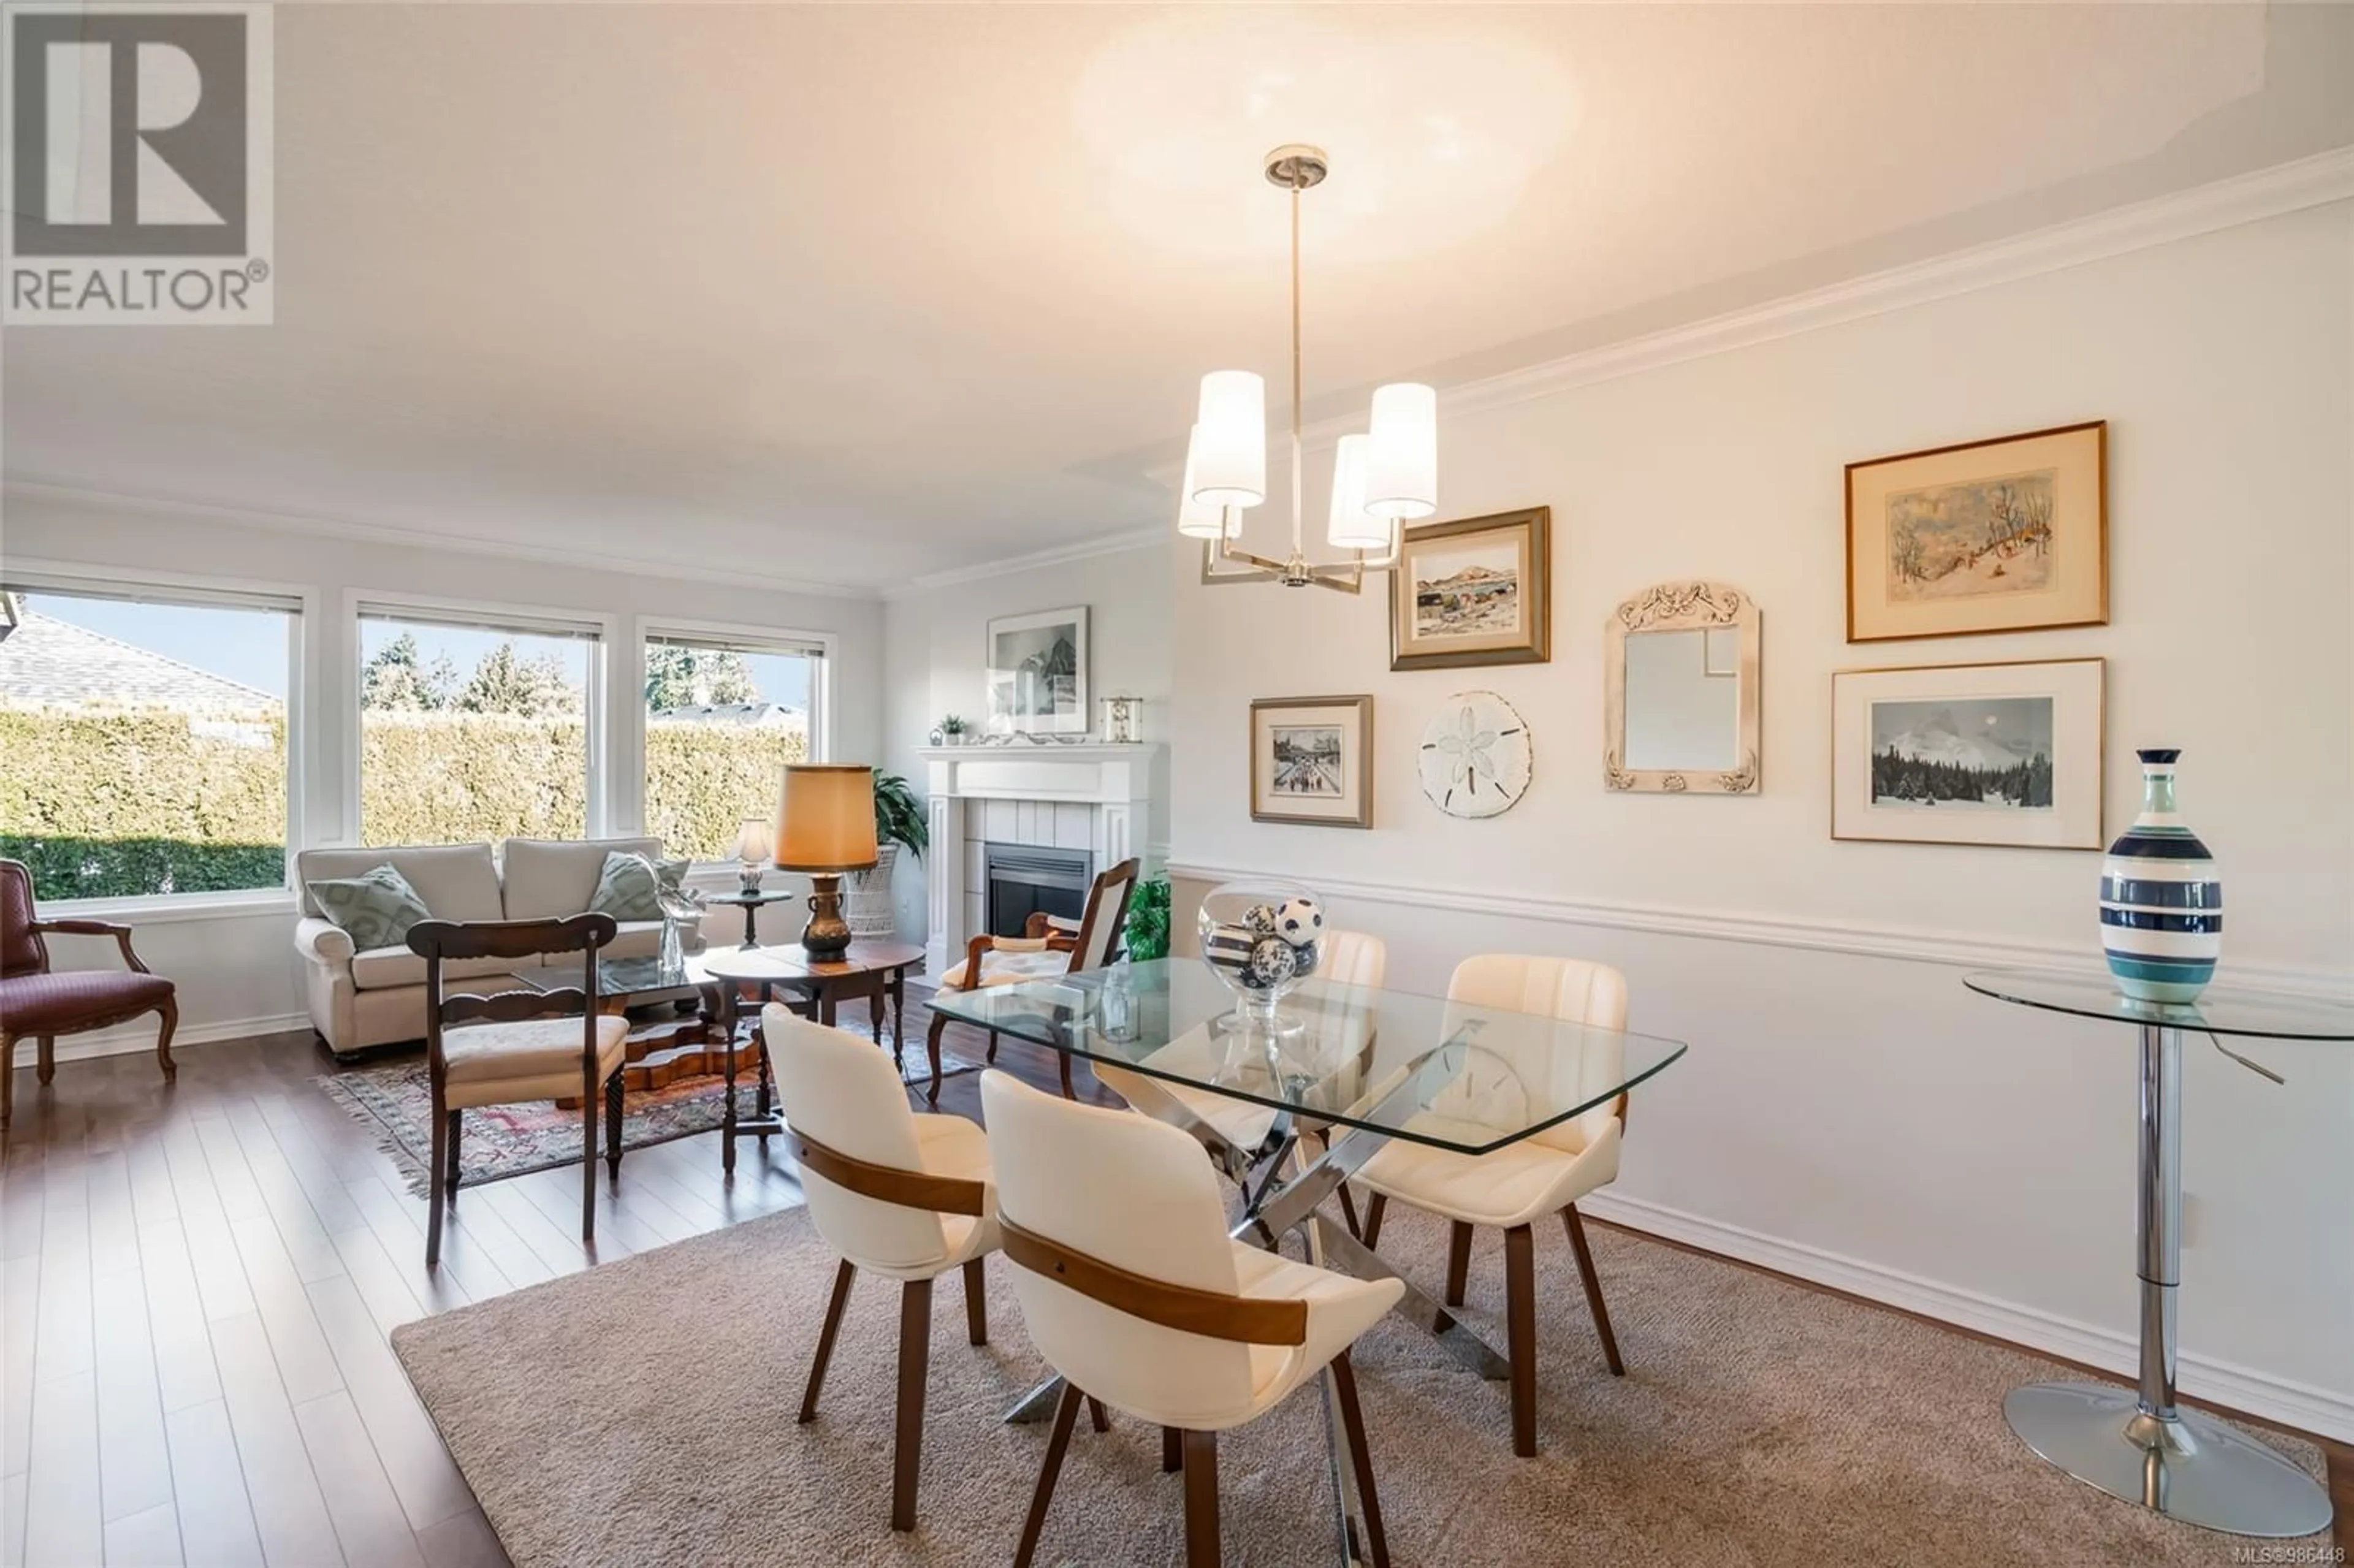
[1364,382,1438,520]
[1326,433,1388,551]
[1175,424,1233,541]
[1191,370,1267,509]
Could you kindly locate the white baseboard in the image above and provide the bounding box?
[1582,1190,2354,1445]
[27,1011,311,1067]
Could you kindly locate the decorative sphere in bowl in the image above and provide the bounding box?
[1197,879,1324,1029]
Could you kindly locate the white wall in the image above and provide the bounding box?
[1170,202,2354,1434]
[880,538,1174,938]
[1,486,886,1049]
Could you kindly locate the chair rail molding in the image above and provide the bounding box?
[1162,861,2353,999]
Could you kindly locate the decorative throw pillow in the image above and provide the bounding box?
[307,864,435,951]
[588,853,690,921]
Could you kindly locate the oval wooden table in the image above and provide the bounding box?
[704,940,928,1172]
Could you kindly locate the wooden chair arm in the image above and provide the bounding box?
[31,919,148,973]
[961,932,997,986]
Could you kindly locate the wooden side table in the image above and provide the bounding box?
[706,941,927,1173]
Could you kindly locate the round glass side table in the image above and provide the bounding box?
[1964,970,2352,1539]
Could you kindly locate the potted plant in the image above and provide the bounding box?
[1121,875,1171,961]
[939,714,967,747]
[848,772,929,938]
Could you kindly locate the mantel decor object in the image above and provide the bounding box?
[2100,749,2221,1002]
[1099,693,1142,744]
[774,764,878,960]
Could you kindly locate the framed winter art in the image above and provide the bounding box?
[1845,422,2106,643]
[1831,658,2104,849]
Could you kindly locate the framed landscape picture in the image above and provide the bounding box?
[1846,421,2106,642]
[1250,696,1373,829]
[1388,507,1551,671]
[986,606,1089,734]
[1831,658,2104,849]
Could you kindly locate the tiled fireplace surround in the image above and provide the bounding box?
[916,744,1162,976]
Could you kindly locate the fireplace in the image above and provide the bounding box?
[984,843,1092,938]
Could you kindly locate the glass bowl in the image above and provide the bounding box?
[1195,878,1326,1037]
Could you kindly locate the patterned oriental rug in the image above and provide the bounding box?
[319,999,981,1197]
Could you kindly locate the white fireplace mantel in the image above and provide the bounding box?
[918,743,1162,974]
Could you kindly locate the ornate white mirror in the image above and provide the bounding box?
[1604,582,1761,794]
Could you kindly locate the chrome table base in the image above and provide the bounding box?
[2006,1383,2332,1538]
[2002,1024,2331,1538]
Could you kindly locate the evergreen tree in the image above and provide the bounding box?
[459,642,581,717]
[644,645,760,710]
[360,632,456,712]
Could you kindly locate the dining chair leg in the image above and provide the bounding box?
[1360,1192,1387,1250]
[1444,1220,1474,1308]
[443,1110,462,1202]
[0,1033,14,1132]
[986,1029,999,1064]
[799,1259,856,1423]
[1562,1204,1625,1376]
[924,1011,950,1107]
[1058,1052,1075,1100]
[604,1069,625,1179]
[153,997,178,1081]
[424,1086,448,1269]
[1330,1350,1391,1568]
[1181,1428,1220,1567]
[34,1037,54,1085]
[579,1057,599,1241]
[962,1257,988,1345]
[891,1277,933,1531]
[1086,1396,1110,1433]
[1013,1382,1083,1568]
[1162,1426,1183,1474]
[1335,1182,1362,1239]
[1504,1222,1537,1458]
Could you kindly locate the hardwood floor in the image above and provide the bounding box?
[0,1000,1102,1568]
[4,1005,2344,1564]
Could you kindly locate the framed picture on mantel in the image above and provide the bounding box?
[1846,421,2107,642]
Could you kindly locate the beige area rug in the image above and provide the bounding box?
[391,1202,2327,1567]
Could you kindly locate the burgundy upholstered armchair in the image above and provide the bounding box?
[0,859,178,1131]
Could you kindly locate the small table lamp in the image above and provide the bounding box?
[774,764,877,960]
[733,818,773,892]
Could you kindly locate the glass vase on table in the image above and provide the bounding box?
[657,886,704,975]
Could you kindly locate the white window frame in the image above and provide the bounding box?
[344,588,617,848]
[633,614,836,868]
[1,557,317,917]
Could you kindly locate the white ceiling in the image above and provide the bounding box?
[5,2,2349,591]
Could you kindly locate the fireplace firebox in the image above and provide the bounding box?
[983,843,1092,938]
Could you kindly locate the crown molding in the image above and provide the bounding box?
[1145,146,2354,485]
[888,526,1168,598]
[0,479,884,602]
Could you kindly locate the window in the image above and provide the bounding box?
[642,628,825,862]
[357,603,600,847]
[0,580,299,901]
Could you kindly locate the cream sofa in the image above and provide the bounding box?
[294,837,699,1058]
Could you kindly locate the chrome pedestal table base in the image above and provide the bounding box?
[1999,1019,2331,1539]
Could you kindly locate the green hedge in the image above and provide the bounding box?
[0,709,808,899]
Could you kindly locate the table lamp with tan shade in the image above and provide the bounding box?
[774,764,877,959]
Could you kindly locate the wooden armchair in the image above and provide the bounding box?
[1,858,177,1132]
[406,912,629,1267]
[923,857,1139,1105]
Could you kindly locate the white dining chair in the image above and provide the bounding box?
[764,1005,1008,1532]
[1352,954,1632,1458]
[980,1070,1403,1568]
[1094,929,1388,1168]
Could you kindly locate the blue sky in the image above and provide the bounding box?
[26,594,812,709]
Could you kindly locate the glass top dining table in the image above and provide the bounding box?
[926,957,1688,1156]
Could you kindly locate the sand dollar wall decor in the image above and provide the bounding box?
[1417,690,1532,818]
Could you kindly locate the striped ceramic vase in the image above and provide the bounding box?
[2100,748,2222,1002]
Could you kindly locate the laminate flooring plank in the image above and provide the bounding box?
[204,1313,344,1568]
[20,1371,101,1568]
[292,1391,428,1568]
[163,1399,262,1568]
[132,1222,222,1415]
[302,1278,474,1536]
[90,1265,174,1524]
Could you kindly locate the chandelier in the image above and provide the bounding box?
[1180,145,1438,593]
